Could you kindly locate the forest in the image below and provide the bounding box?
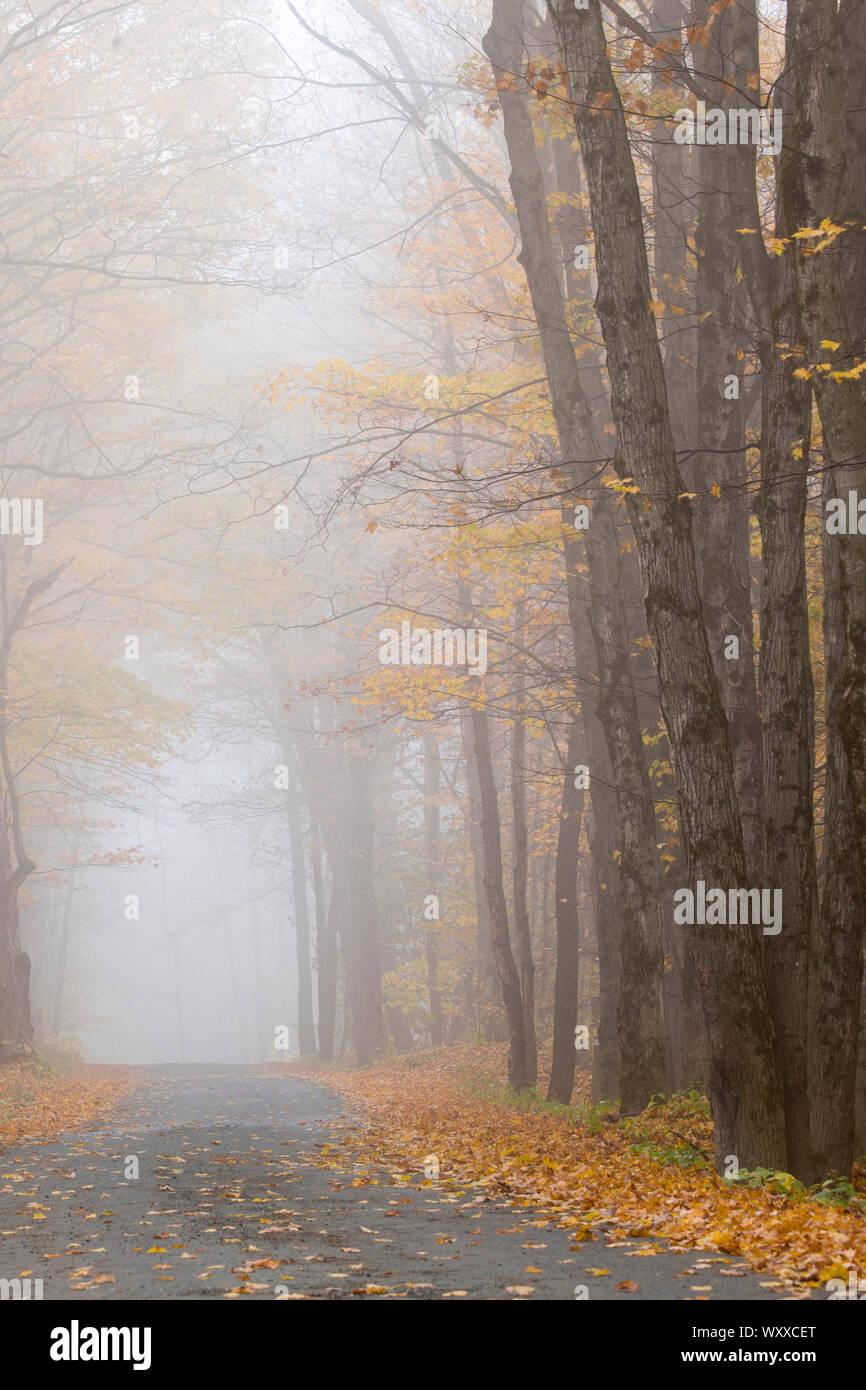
[0,0,865,1313]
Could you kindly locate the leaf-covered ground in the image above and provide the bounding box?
[264,1045,866,1294]
[0,1066,781,1299]
[0,1059,133,1148]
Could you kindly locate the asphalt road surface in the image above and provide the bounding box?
[0,1065,792,1301]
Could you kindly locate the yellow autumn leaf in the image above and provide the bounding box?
[818,1262,849,1283]
[705,1229,739,1253]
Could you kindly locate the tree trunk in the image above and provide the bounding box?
[345,746,383,1066]
[466,700,529,1090]
[784,0,866,1178]
[461,705,500,1034]
[423,731,444,1047]
[0,731,35,1058]
[0,894,32,1061]
[649,0,697,451]
[51,833,83,1038]
[758,67,818,1177]
[317,840,342,1063]
[547,710,584,1103]
[511,654,538,1086]
[855,961,866,1155]
[587,730,622,1104]
[484,0,666,1111]
[548,0,786,1169]
[288,778,316,1056]
[690,0,765,881]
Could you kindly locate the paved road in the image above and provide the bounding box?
[0,1065,790,1300]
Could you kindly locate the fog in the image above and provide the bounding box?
[3,0,865,1192]
[3,0,488,1067]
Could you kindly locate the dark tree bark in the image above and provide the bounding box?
[465,700,529,1090]
[484,0,666,1112]
[841,0,866,1167]
[689,0,765,882]
[547,0,786,1169]
[649,0,697,452]
[586,726,622,1103]
[547,709,584,1103]
[841,0,866,345]
[758,48,818,1178]
[783,0,866,1178]
[856,962,866,1155]
[511,650,538,1086]
[646,0,705,1099]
